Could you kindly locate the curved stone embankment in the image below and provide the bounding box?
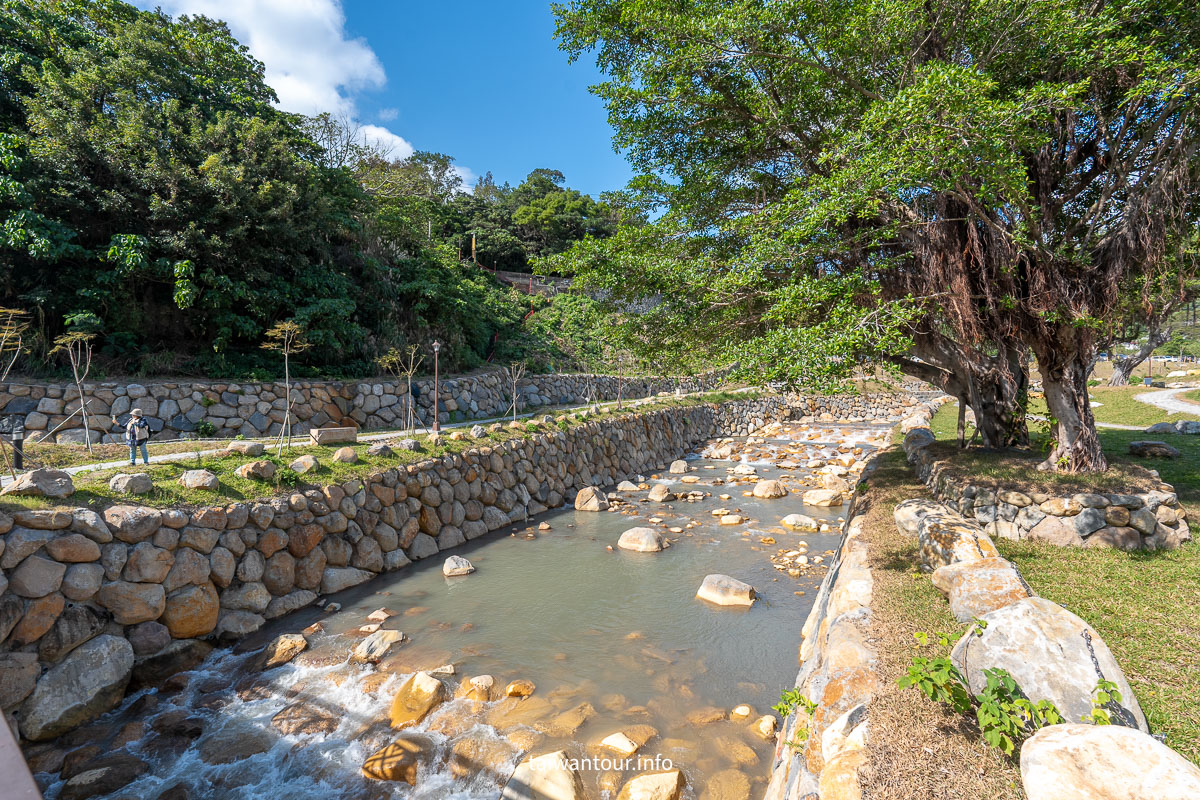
[904,413,1192,551]
[895,409,1200,798]
[1,394,818,745]
[763,401,1200,799]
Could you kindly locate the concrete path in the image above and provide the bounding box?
[3,388,752,486]
[1132,386,1200,416]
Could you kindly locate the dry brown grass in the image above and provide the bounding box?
[857,447,1025,800]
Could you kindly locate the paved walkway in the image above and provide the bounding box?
[1132,386,1200,416]
[3,389,752,486]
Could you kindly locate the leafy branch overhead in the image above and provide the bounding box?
[553,0,1200,472]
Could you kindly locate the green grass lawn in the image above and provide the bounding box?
[924,401,1200,763]
[1185,388,1200,406]
[1,388,761,511]
[928,402,1200,512]
[996,538,1200,764]
[1027,385,1200,427]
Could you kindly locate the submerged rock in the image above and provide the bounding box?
[616,769,685,800]
[696,574,755,607]
[353,630,406,664]
[648,484,675,502]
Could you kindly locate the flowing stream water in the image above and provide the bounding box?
[34,422,889,800]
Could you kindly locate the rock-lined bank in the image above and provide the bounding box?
[0,370,729,444]
[764,399,1200,799]
[3,394,829,744]
[904,415,1192,551]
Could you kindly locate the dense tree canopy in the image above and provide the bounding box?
[0,0,617,378]
[554,0,1200,471]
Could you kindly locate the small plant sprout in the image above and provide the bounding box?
[261,320,311,456]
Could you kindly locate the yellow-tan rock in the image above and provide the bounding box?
[389,671,445,729]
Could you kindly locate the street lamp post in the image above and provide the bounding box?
[432,341,441,433]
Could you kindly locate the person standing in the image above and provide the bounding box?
[116,408,151,465]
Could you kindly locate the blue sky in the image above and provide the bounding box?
[137,1,632,197]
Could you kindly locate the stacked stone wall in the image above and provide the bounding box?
[0,369,730,444]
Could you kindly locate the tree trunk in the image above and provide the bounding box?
[1033,337,1107,472]
[893,333,1029,449]
[1107,328,1169,386]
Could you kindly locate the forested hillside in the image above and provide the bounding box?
[0,0,617,379]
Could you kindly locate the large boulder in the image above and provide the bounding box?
[893,498,949,536]
[179,469,219,491]
[442,555,475,576]
[0,652,39,710]
[618,527,664,553]
[951,597,1147,732]
[802,488,844,507]
[19,635,134,740]
[501,750,585,800]
[161,582,219,638]
[931,558,1033,622]
[0,468,74,498]
[696,574,756,607]
[95,580,166,624]
[109,472,154,495]
[647,483,675,502]
[1020,723,1200,800]
[256,634,309,670]
[917,514,1000,570]
[752,479,788,499]
[574,486,609,511]
[1128,440,1180,459]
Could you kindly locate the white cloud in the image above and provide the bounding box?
[359,124,414,161]
[138,1,476,180]
[453,165,478,191]
[146,0,383,117]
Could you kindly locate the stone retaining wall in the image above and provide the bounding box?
[0,369,730,444]
[0,370,928,444]
[0,394,800,744]
[903,414,1192,551]
[759,401,949,800]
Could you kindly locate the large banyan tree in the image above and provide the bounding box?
[553,0,1200,471]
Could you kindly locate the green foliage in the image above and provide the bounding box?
[273,465,300,489]
[194,420,216,437]
[1084,679,1123,726]
[772,687,817,719]
[899,630,1064,756]
[0,0,619,379]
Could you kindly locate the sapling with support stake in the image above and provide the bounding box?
[261,321,312,457]
[0,308,31,479]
